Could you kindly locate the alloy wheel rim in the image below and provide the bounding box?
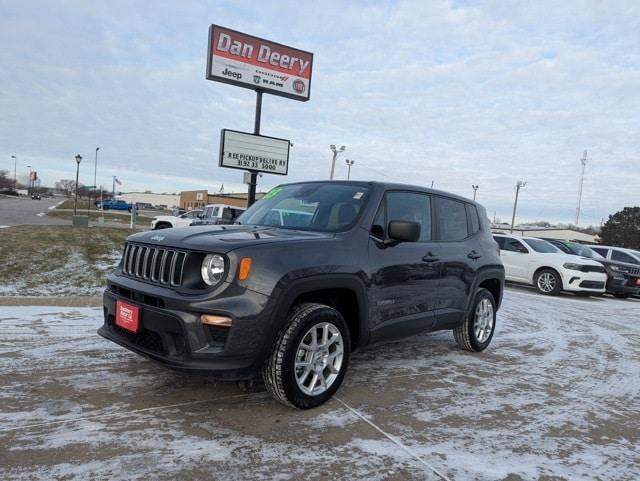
[473,298,494,343]
[294,322,344,396]
[538,272,556,293]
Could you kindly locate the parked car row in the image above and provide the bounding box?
[150,204,245,230]
[493,233,640,298]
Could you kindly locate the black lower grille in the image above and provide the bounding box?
[579,281,605,289]
[114,325,164,354]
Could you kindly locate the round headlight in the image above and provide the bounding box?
[201,254,226,286]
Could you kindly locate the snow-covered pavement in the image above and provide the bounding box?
[1,288,639,480]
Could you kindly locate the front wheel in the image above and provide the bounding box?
[454,288,496,352]
[534,269,562,295]
[263,303,350,409]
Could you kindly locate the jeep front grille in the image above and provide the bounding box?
[121,243,187,286]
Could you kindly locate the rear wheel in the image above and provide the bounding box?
[454,288,496,352]
[263,303,350,409]
[534,269,562,295]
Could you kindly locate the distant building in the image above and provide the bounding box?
[180,190,265,210]
[490,225,598,243]
[119,192,180,208]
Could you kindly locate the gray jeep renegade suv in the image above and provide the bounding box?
[99,181,505,408]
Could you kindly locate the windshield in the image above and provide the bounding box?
[523,238,560,253]
[236,183,370,232]
[567,242,604,259]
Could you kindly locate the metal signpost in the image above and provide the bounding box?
[206,24,313,206]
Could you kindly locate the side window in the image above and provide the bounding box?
[466,204,480,234]
[493,236,505,249]
[371,192,431,241]
[611,250,639,265]
[435,197,468,241]
[503,238,529,253]
[591,247,608,257]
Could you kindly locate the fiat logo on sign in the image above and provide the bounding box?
[292,79,305,94]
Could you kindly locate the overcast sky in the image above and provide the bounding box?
[1,0,639,225]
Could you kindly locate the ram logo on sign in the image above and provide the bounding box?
[219,129,290,175]
[207,25,313,101]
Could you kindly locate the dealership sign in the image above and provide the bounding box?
[219,129,290,175]
[207,25,313,101]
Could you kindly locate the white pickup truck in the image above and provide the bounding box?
[150,210,202,230]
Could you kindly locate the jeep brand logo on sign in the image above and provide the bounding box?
[207,25,313,101]
[219,129,290,175]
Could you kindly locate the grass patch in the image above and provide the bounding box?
[57,198,92,210]
[0,225,129,296]
[47,209,153,224]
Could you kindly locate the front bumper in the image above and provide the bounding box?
[606,274,640,296]
[562,270,607,293]
[98,274,273,380]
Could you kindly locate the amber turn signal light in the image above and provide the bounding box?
[238,257,252,281]
[200,314,232,327]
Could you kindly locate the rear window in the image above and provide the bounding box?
[466,204,480,234]
[435,197,468,241]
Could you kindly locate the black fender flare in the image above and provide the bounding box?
[262,274,370,355]
[463,265,505,321]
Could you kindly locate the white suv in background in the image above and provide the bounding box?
[493,234,607,296]
[587,245,640,266]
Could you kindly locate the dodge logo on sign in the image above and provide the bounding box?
[207,25,313,101]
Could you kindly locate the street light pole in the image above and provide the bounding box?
[11,155,16,192]
[329,144,345,180]
[510,180,526,233]
[345,159,355,180]
[472,184,478,201]
[74,155,82,216]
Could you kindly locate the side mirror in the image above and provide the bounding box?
[388,221,420,243]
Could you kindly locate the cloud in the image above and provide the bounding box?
[1,0,639,225]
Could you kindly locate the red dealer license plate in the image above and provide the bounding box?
[115,301,140,333]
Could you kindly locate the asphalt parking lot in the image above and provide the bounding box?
[0,196,66,226]
[1,288,639,481]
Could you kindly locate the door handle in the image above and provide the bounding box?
[467,250,482,260]
[422,252,439,263]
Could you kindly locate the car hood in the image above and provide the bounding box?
[127,225,334,253]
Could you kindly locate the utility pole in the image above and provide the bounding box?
[574,150,590,226]
[329,144,345,180]
[90,147,99,215]
[472,184,478,201]
[345,159,355,180]
[510,180,526,233]
[11,155,16,192]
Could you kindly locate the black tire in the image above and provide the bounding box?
[263,303,351,409]
[154,222,171,230]
[613,293,630,299]
[534,268,562,295]
[454,288,496,352]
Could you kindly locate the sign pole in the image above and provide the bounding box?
[247,90,263,207]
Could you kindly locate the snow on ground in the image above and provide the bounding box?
[0,249,121,297]
[0,289,639,480]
